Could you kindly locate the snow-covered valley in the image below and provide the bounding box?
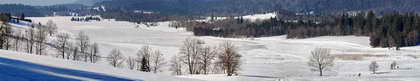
[0,15,415,81]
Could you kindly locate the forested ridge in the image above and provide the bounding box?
[177,11,420,49]
[97,0,420,16]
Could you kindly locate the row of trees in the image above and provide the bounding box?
[54,31,101,63]
[171,38,242,76]
[178,11,420,49]
[0,19,56,55]
[106,45,167,73]
[173,17,287,38]
[0,13,101,64]
[105,38,242,76]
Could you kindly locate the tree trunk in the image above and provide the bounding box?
[319,64,323,76]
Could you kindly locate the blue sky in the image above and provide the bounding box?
[0,0,78,6]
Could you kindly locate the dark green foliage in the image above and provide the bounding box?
[140,56,151,72]
[0,4,44,17]
[185,12,420,49]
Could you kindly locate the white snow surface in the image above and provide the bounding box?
[0,49,200,81]
[25,16,420,81]
[202,12,277,22]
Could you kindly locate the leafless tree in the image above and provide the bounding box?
[151,50,166,73]
[76,31,90,62]
[72,46,79,61]
[65,43,74,60]
[35,26,48,55]
[369,61,379,74]
[56,32,71,59]
[170,54,183,75]
[199,46,216,74]
[307,48,335,76]
[217,41,241,76]
[25,28,35,54]
[179,37,204,74]
[46,20,57,36]
[108,48,125,68]
[0,23,11,49]
[90,43,100,63]
[14,32,24,52]
[137,45,152,72]
[126,56,137,70]
[390,61,397,70]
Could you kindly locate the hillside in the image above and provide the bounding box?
[0,49,200,81]
[96,0,420,15]
[26,16,420,81]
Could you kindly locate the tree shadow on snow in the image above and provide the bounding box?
[0,57,141,81]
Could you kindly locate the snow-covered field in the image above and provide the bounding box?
[23,16,420,81]
[0,49,199,81]
[202,12,277,22]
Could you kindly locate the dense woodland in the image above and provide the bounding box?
[97,0,420,16]
[176,11,420,49]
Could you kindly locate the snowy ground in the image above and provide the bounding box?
[28,16,420,81]
[0,49,200,81]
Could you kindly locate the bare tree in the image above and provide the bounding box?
[151,50,166,73]
[217,41,241,76]
[307,48,335,76]
[170,54,183,75]
[308,48,335,76]
[107,48,125,68]
[25,28,35,54]
[0,23,11,49]
[179,37,203,74]
[369,61,379,74]
[35,26,48,55]
[3,26,11,50]
[126,56,137,70]
[390,61,397,70]
[46,20,57,36]
[90,43,100,63]
[76,31,90,62]
[66,43,74,60]
[14,32,24,51]
[199,46,216,74]
[137,45,152,72]
[72,46,79,61]
[56,32,71,59]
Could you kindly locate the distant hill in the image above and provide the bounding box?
[96,0,420,16]
[2,0,420,17]
[0,4,91,17]
[0,4,45,17]
[73,0,109,6]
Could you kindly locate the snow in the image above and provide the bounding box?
[201,12,277,22]
[26,16,420,81]
[241,12,277,21]
[0,50,200,81]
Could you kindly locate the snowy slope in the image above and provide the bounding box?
[29,16,420,81]
[0,49,200,81]
[202,12,277,22]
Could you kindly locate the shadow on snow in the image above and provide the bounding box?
[0,57,140,81]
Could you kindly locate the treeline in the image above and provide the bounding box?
[176,11,420,49]
[97,0,420,16]
[172,17,288,37]
[99,10,169,24]
[0,4,90,17]
[288,11,420,50]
